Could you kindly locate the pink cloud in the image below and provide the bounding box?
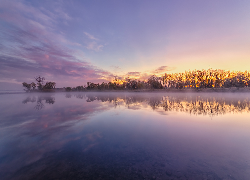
[0,0,113,89]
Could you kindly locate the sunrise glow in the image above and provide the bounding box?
[0,0,250,90]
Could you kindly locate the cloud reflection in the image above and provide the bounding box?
[1,92,250,179]
[0,93,110,179]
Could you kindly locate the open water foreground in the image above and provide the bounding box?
[0,92,250,180]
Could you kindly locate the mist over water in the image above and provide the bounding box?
[0,92,250,180]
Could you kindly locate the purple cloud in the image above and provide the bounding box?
[0,0,113,89]
[126,72,141,77]
[84,32,99,41]
[153,66,175,74]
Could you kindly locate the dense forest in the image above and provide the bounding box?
[76,69,250,91]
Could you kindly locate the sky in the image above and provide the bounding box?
[0,0,250,90]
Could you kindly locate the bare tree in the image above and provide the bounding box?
[35,76,45,90]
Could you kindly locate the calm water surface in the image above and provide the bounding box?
[0,92,250,180]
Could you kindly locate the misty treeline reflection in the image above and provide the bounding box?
[22,93,250,115]
[22,96,55,110]
[84,94,250,116]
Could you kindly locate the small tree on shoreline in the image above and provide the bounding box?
[22,76,56,92]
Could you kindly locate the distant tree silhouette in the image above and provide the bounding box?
[22,76,56,92]
[43,82,56,89]
[65,87,72,91]
[31,82,36,90]
[148,75,163,89]
[22,82,31,91]
[35,76,45,90]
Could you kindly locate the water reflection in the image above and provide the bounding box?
[0,93,110,180]
[21,93,250,116]
[22,95,55,110]
[0,92,250,180]
[69,93,250,116]
[65,93,72,98]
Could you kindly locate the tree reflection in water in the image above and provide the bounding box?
[65,93,72,98]
[22,95,55,110]
[82,93,250,116]
[15,92,250,180]
[22,93,250,115]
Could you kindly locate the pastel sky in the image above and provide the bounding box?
[1,0,250,90]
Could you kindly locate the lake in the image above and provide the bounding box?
[0,92,250,180]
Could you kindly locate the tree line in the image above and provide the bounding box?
[22,76,56,92]
[162,69,250,89]
[78,69,250,91]
[62,75,162,91]
[22,69,250,92]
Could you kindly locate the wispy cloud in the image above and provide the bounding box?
[152,66,175,74]
[113,66,175,81]
[0,0,112,88]
[110,66,121,71]
[86,42,104,52]
[83,32,104,52]
[55,7,72,21]
[84,32,98,40]
[126,72,141,77]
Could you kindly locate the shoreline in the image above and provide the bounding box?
[17,87,250,93]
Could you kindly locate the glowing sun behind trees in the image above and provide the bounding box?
[21,69,250,91]
[84,69,250,90]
